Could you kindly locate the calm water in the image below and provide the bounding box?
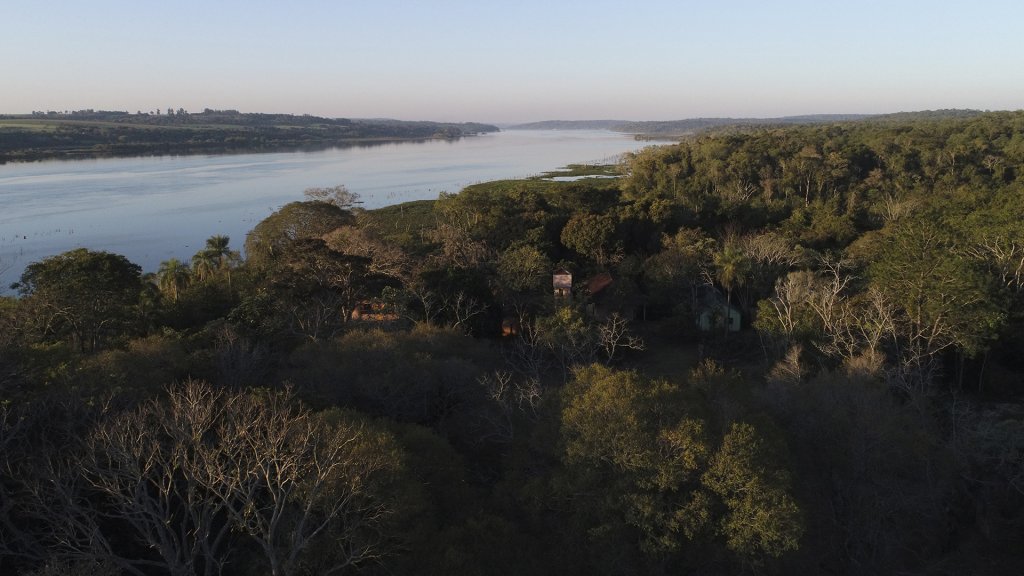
[0,130,653,291]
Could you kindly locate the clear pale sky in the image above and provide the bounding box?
[3,0,1022,123]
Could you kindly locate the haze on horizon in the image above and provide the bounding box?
[3,0,1023,124]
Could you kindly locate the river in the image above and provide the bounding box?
[0,130,656,292]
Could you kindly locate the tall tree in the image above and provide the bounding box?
[17,249,143,351]
[560,213,618,267]
[245,202,354,269]
[191,235,240,285]
[156,258,191,302]
[557,365,802,573]
[713,242,752,333]
[5,382,406,576]
[869,217,1004,393]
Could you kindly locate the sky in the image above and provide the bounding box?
[2,0,1023,123]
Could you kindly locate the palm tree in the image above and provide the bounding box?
[714,244,750,336]
[192,235,241,286]
[191,250,217,283]
[204,235,237,269]
[157,258,191,302]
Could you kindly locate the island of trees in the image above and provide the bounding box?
[0,109,499,163]
[2,111,1023,575]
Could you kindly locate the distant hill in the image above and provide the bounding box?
[617,115,877,137]
[508,115,874,135]
[867,109,986,122]
[0,110,500,163]
[507,120,628,130]
[509,111,990,138]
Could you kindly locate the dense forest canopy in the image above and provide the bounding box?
[508,110,984,136]
[2,111,1024,575]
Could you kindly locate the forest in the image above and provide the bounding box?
[2,111,1024,575]
[508,112,923,135]
[0,110,499,163]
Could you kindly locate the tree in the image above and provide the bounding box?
[702,422,803,564]
[156,258,191,302]
[643,228,715,317]
[714,244,749,301]
[17,249,143,351]
[323,226,411,281]
[245,202,354,268]
[533,307,599,378]
[303,185,361,210]
[559,366,712,569]
[558,365,802,573]
[762,371,956,572]
[597,313,645,365]
[496,244,552,301]
[869,217,1004,393]
[269,238,378,339]
[191,235,240,285]
[4,382,405,576]
[713,242,752,332]
[560,213,618,266]
[425,192,493,269]
[82,383,236,576]
[201,388,404,576]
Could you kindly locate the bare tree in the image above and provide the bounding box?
[475,371,542,443]
[965,236,1024,293]
[1,398,145,575]
[283,294,347,341]
[766,344,806,385]
[83,383,234,576]
[503,311,550,382]
[598,313,645,365]
[200,386,402,576]
[740,230,805,271]
[304,185,361,210]
[3,383,403,576]
[441,291,487,333]
[878,192,918,224]
[764,270,818,341]
[760,261,894,378]
[403,283,441,325]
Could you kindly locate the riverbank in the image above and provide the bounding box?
[0,110,500,164]
[0,129,651,290]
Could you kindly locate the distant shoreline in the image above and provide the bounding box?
[0,110,500,164]
[0,135,485,165]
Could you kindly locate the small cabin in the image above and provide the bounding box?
[585,272,614,296]
[695,288,741,332]
[350,299,400,323]
[553,268,573,298]
[583,272,615,318]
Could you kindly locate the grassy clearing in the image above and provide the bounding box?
[530,163,621,180]
[460,178,568,196]
[361,200,437,252]
[0,120,61,132]
[0,119,203,131]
